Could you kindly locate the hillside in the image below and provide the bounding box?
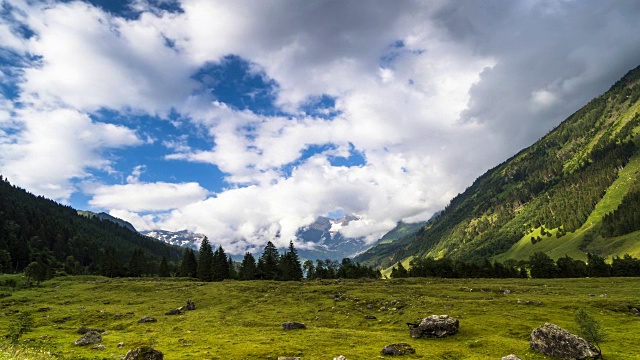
[0,177,183,275]
[356,64,640,268]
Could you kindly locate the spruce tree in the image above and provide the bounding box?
[179,248,198,278]
[258,241,280,280]
[212,245,230,281]
[280,241,303,281]
[197,237,214,282]
[159,256,170,277]
[228,255,238,279]
[239,252,257,280]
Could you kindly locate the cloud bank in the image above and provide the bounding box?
[1,0,640,253]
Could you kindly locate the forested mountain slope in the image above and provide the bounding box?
[0,177,183,275]
[356,65,640,268]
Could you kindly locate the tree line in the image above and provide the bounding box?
[390,252,640,279]
[179,238,380,281]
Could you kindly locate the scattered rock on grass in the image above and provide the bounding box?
[631,308,640,316]
[124,346,163,360]
[185,300,196,310]
[73,331,102,346]
[165,308,183,315]
[381,343,415,356]
[501,355,521,360]
[277,358,300,360]
[334,356,347,360]
[365,315,377,320]
[282,322,306,330]
[408,315,459,339]
[118,342,124,348]
[138,316,157,323]
[92,344,106,350]
[530,323,600,359]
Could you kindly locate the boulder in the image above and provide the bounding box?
[282,322,306,330]
[502,355,521,360]
[408,315,459,339]
[185,300,196,311]
[381,343,415,356]
[530,323,600,359]
[73,330,102,346]
[631,308,640,316]
[77,326,104,334]
[165,309,182,316]
[138,316,157,323]
[125,346,164,360]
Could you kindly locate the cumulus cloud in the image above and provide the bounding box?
[2,0,640,254]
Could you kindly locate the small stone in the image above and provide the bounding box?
[118,342,124,348]
[165,308,182,315]
[282,322,306,330]
[137,316,157,323]
[365,315,377,320]
[381,343,415,356]
[631,308,640,316]
[503,290,511,295]
[334,356,347,360]
[277,358,300,360]
[185,300,196,310]
[501,355,521,360]
[366,304,373,309]
[37,307,51,312]
[588,294,596,297]
[92,344,106,350]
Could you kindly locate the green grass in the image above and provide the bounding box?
[495,151,640,262]
[1,276,640,359]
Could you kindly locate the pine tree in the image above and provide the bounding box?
[239,252,257,280]
[228,256,238,279]
[212,245,230,281]
[128,248,146,277]
[159,256,170,277]
[197,237,214,282]
[258,241,280,280]
[179,248,198,278]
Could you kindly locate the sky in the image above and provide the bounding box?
[1,0,640,254]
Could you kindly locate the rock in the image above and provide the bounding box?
[77,326,104,334]
[37,307,51,312]
[165,309,182,315]
[588,294,596,297]
[73,331,102,346]
[282,322,306,330]
[366,304,373,309]
[124,346,164,360]
[631,308,640,316]
[334,356,347,360]
[501,355,521,360]
[381,343,415,356]
[409,315,459,339]
[138,316,157,323]
[365,315,377,320]
[530,323,600,359]
[92,344,106,350]
[277,358,300,360]
[118,342,124,348]
[185,300,196,311]
[503,290,511,295]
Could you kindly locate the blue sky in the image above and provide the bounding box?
[2,0,640,254]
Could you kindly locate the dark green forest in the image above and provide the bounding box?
[0,176,183,278]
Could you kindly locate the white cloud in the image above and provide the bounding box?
[88,181,209,212]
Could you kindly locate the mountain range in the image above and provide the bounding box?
[355,64,640,269]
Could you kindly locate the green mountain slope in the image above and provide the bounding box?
[356,64,640,268]
[0,177,183,275]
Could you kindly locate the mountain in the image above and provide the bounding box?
[0,177,183,275]
[141,229,206,251]
[78,210,137,232]
[294,214,371,261]
[356,64,640,269]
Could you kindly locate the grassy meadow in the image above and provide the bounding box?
[1,275,640,359]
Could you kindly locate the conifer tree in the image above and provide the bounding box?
[197,237,214,281]
[239,252,257,280]
[279,241,303,281]
[212,245,230,281]
[159,256,170,277]
[179,248,198,278]
[128,248,146,277]
[228,255,238,279]
[258,241,280,280]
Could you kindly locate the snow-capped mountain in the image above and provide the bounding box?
[295,214,369,261]
[141,229,206,250]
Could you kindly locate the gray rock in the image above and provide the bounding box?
[381,343,415,356]
[277,358,300,360]
[118,342,124,348]
[185,300,196,311]
[77,326,104,334]
[366,304,373,309]
[503,290,512,295]
[365,315,377,320]
[530,323,600,359]
[125,347,164,360]
[92,344,106,350]
[501,355,521,360]
[409,315,459,339]
[334,356,347,360]
[137,316,157,323]
[73,331,102,346]
[631,307,640,316]
[282,322,306,330]
[164,309,182,315]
